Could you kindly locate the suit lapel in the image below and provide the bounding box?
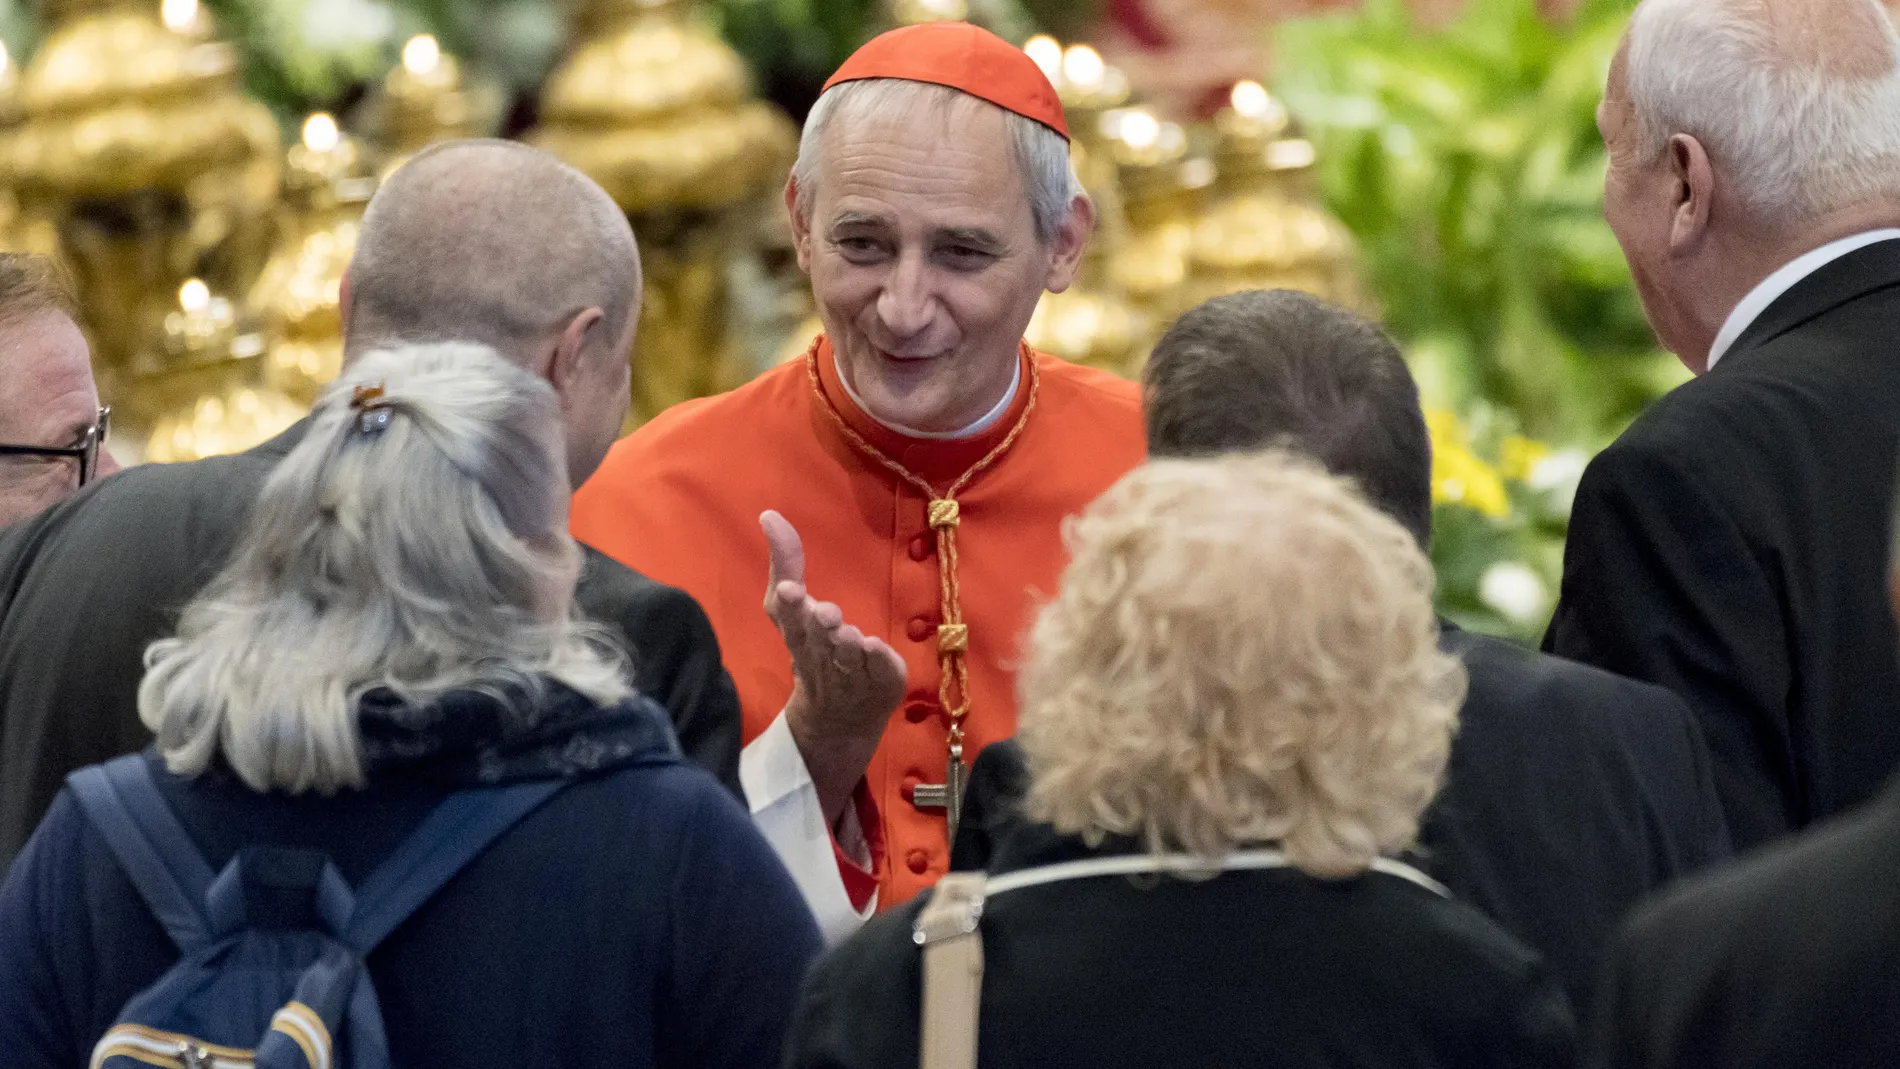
[1724,240,1900,364]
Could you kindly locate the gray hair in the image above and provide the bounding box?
[790,79,1085,244]
[140,342,633,794]
[1626,0,1900,228]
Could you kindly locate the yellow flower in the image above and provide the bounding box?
[1424,409,1466,450]
[1499,435,1551,484]
[1427,410,1510,518]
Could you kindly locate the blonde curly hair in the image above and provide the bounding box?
[1018,450,1466,878]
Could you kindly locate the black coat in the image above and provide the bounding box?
[953,626,1732,1017]
[789,826,1581,1069]
[0,421,742,871]
[1591,776,1900,1069]
[1545,240,1900,848]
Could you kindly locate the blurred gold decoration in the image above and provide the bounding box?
[365,34,497,177]
[1023,271,1145,375]
[1021,38,1146,377]
[246,113,377,404]
[0,40,66,264]
[141,277,305,462]
[1111,112,1210,333]
[535,0,797,424]
[732,193,814,373]
[777,313,824,366]
[10,0,282,431]
[1033,40,1129,202]
[1188,80,1362,309]
[891,0,969,23]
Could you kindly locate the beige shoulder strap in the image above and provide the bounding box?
[915,872,988,1069]
[910,851,1447,1068]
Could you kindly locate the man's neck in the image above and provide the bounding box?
[835,357,1023,441]
[1701,205,1900,345]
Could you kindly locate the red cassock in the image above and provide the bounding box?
[572,336,1145,905]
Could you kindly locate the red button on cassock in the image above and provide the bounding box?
[904,701,935,723]
[906,616,935,642]
[909,535,933,561]
[906,849,931,875]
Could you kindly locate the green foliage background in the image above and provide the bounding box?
[1273,0,1685,642]
[0,0,1678,644]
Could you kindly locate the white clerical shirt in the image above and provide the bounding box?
[1706,230,1900,370]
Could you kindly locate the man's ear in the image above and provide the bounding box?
[1667,133,1715,256]
[787,177,814,275]
[548,307,607,397]
[1042,194,1097,294]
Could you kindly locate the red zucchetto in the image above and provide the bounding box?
[821,22,1070,140]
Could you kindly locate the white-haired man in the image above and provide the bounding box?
[1545,0,1900,849]
[573,22,1145,937]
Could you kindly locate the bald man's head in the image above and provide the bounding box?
[346,140,640,362]
[345,140,641,487]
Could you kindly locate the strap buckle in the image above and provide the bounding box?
[913,872,987,945]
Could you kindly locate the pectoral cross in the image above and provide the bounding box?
[911,739,968,845]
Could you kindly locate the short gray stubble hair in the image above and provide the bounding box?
[790,79,1085,245]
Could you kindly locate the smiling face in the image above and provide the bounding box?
[792,94,1088,434]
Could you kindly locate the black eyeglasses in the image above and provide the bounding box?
[0,406,111,486]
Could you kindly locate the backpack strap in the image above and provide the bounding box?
[67,755,216,951]
[914,872,988,1069]
[344,780,568,954]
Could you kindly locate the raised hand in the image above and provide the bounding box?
[761,510,907,824]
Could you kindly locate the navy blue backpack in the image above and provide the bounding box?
[67,754,567,1069]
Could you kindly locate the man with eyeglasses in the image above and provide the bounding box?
[0,254,116,527]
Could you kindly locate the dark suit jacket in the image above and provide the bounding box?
[1546,240,1900,848]
[1592,776,1900,1069]
[794,821,1578,1069]
[953,626,1731,1017]
[0,421,741,871]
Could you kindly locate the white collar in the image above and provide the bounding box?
[1706,229,1900,369]
[835,354,1022,440]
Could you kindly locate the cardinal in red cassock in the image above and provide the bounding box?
[572,22,1147,938]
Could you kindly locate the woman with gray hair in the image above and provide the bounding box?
[0,343,820,1068]
[786,451,1580,1068]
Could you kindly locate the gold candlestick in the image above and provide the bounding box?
[10,0,281,432]
[367,34,497,178]
[1020,37,1146,377]
[1111,111,1210,333]
[534,0,797,424]
[246,113,377,403]
[142,277,305,463]
[1187,80,1363,310]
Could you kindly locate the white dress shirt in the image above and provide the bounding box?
[742,356,1025,942]
[742,714,874,943]
[1707,229,1900,370]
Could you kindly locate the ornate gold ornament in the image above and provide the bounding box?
[1187,80,1363,310]
[536,0,797,423]
[10,0,281,432]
